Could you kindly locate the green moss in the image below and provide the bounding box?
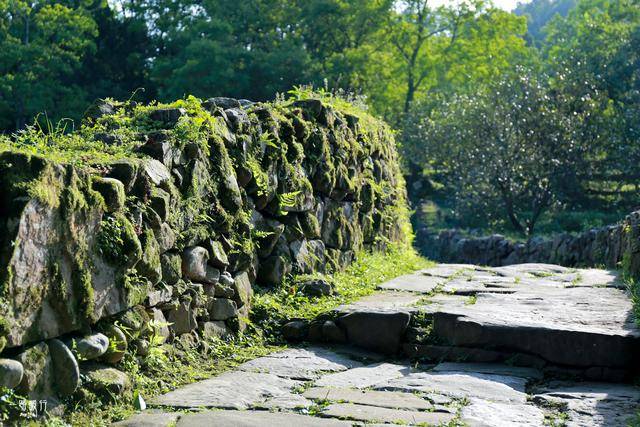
[97,213,142,266]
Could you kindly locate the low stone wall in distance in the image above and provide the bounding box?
[416,211,640,275]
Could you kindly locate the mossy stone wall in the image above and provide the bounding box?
[0,95,409,405]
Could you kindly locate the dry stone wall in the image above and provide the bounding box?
[416,211,640,276]
[0,95,408,409]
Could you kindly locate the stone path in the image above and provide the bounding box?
[115,263,640,426]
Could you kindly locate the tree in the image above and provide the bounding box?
[405,68,588,235]
[0,1,97,129]
[375,0,528,122]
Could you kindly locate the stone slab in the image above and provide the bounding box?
[303,387,433,410]
[238,347,362,380]
[177,410,353,427]
[375,371,528,403]
[337,291,422,311]
[422,282,640,368]
[432,362,543,380]
[461,398,546,427]
[112,412,180,426]
[421,264,487,277]
[314,362,410,389]
[150,371,301,409]
[533,381,640,427]
[337,309,411,354]
[376,273,444,293]
[322,402,454,425]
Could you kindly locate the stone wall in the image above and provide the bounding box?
[0,95,408,410]
[416,211,640,275]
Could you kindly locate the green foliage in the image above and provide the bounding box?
[251,243,433,339]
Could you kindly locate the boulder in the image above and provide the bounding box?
[207,241,229,268]
[208,298,238,321]
[48,339,80,397]
[15,342,55,400]
[232,272,253,308]
[168,300,197,335]
[337,310,411,354]
[100,325,128,364]
[199,321,233,340]
[73,333,110,360]
[322,320,347,343]
[0,359,24,389]
[149,107,186,126]
[148,308,171,344]
[92,177,125,213]
[282,321,307,342]
[182,246,210,283]
[257,255,291,286]
[84,364,131,399]
[298,277,334,297]
[161,252,182,285]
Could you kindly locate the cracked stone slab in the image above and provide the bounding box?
[441,276,519,295]
[150,371,301,409]
[176,410,353,427]
[421,282,640,368]
[303,387,434,411]
[374,371,529,403]
[376,273,444,293]
[533,381,640,427]
[337,291,422,311]
[322,402,455,425]
[461,398,546,427]
[314,362,411,389]
[491,263,572,277]
[432,362,543,380]
[238,347,363,380]
[421,264,489,278]
[112,412,180,426]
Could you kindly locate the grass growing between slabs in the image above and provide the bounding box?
[41,243,432,426]
[251,243,434,339]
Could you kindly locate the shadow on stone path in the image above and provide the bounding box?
[114,263,640,426]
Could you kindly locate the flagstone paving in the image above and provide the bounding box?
[115,263,640,426]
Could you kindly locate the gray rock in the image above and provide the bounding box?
[257,255,291,286]
[161,253,182,285]
[322,320,346,343]
[112,412,179,427]
[208,241,229,268]
[92,177,125,212]
[151,371,302,410]
[147,284,173,307]
[219,271,235,287]
[232,271,253,308]
[199,321,232,340]
[101,324,128,364]
[143,159,172,186]
[421,280,640,368]
[168,300,197,335]
[376,371,529,403]
[432,362,543,380]
[48,339,80,397]
[238,348,362,380]
[15,342,55,400]
[148,308,171,343]
[461,398,545,427]
[84,364,131,398]
[176,410,351,427]
[377,273,444,293]
[205,266,220,284]
[149,107,186,126]
[208,298,238,321]
[298,277,334,296]
[337,309,411,354]
[322,402,454,425]
[182,246,210,283]
[74,333,110,360]
[204,97,241,110]
[154,223,176,253]
[282,321,307,341]
[0,358,23,389]
[533,381,640,427]
[314,362,410,389]
[204,282,235,299]
[304,387,433,410]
